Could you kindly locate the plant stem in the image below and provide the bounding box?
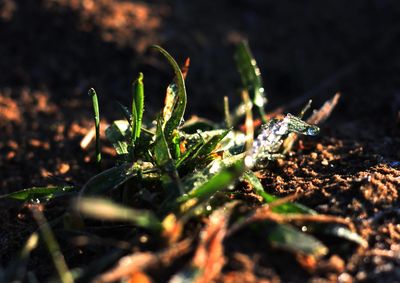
[89,88,101,164]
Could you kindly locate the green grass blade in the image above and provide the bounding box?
[153,45,187,138]
[116,101,132,123]
[75,198,162,231]
[80,163,135,196]
[115,102,154,138]
[105,121,129,156]
[191,129,230,160]
[1,186,77,201]
[243,171,316,214]
[154,116,182,195]
[177,129,230,172]
[88,88,101,164]
[286,113,319,135]
[234,40,267,122]
[282,100,313,154]
[155,116,174,167]
[132,72,144,142]
[176,139,204,168]
[178,161,244,204]
[265,223,328,257]
[309,224,368,248]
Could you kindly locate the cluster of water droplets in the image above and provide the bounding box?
[247,113,319,168]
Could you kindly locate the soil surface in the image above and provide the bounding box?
[1,1,400,282]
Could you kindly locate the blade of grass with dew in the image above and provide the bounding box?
[176,139,203,169]
[105,120,130,156]
[192,129,230,159]
[264,222,328,258]
[183,129,230,145]
[285,113,320,135]
[154,116,183,196]
[243,171,316,214]
[153,45,187,139]
[178,161,244,206]
[282,99,313,154]
[2,233,38,282]
[80,163,136,195]
[307,223,368,248]
[131,72,144,143]
[163,82,178,126]
[88,88,101,164]
[282,93,340,154]
[1,186,78,201]
[162,58,189,125]
[251,114,319,167]
[31,208,74,283]
[234,40,267,122]
[180,129,230,170]
[116,101,132,123]
[116,102,154,138]
[178,152,245,199]
[75,198,162,231]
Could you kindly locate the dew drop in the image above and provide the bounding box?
[306,127,319,136]
[244,156,254,168]
[139,235,148,243]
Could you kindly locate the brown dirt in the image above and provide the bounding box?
[1,0,400,282]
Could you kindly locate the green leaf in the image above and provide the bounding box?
[75,198,161,231]
[179,129,230,170]
[176,139,204,168]
[191,129,229,160]
[153,45,187,138]
[88,88,101,163]
[178,161,244,204]
[105,120,129,155]
[234,40,267,121]
[154,116,182,195]
[80,163,135,195]
[285,113,319,136]
[309,224,368,248]
[163,83,178,126]
[265,223,328,257]
[183,129,230,145]
[154,116,175,168]
[116,101,132,123]
[243,171,316,214]
[132,72,144,142]
[1,186,77,201]
[282,100,313,154]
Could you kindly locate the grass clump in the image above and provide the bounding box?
[2,42,367,282]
